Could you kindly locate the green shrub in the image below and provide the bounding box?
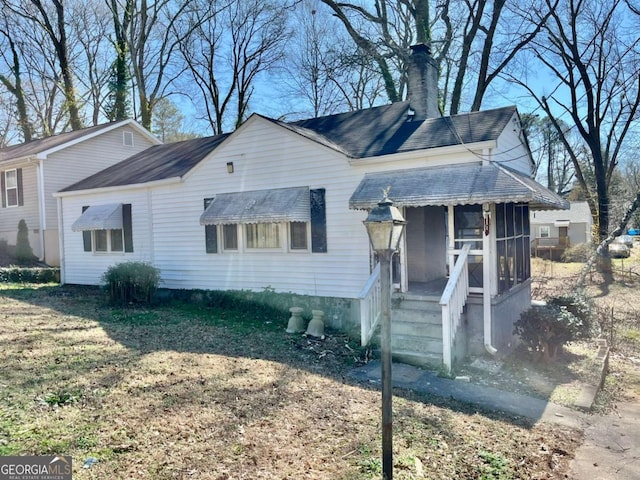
[514,292,594,361]
[15,219,34,263]
[0,267,59,283]
[102,261,161,305]
[561,242,594,262]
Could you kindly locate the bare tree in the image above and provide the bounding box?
[0,23,33,141]
[510,0,640,245]
[127,0,195,129]
[522,114,575,194]
[317,0,550,113]
[6,0,84,130]
[71,0,112,126]
[281,2,383,117]
[105,0,134,121]
[179,0,290,134]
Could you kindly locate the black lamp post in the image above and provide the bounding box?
[363,193,406,480]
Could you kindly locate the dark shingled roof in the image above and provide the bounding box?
[61,134,229,192]
[0,122,129,163]
[60,103,518,192]
[290,102,517,158]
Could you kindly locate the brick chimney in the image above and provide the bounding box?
[407,44,440,120]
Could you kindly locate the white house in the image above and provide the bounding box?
[54,45,567,370]
[0,120,160,265]
[530,201,592,259]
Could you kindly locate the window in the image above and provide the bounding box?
[223,225,238,250]
[245,223,280,249]
[81,204,133,253]
[2,169,23,208]
[201,187,327,254]
[91,229,124,253]
[290,222,308,250]
[123,131,134,146]
[496,203,530,294]
[539,226,550,238]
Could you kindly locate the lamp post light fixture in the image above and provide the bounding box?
[363,192,406,480]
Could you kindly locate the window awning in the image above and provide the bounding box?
[349,163,569,211]
[554,220,571,227]
[71,203,123,231]
[200,186,310,225]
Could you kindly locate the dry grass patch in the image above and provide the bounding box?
[0,284,580,479]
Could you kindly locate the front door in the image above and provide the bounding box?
[404,206,447,285]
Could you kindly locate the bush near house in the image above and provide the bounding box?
[561,242,594,262]
[102,261,161,305]
[15,219,34,263]
[514,291,594,361]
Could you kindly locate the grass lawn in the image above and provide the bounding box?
[0,284,580,479]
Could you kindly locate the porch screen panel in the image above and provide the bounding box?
[496,203,530,294]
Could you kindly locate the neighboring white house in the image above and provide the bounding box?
[0,120,160,266]
[530,201,592,259]
[54,45,567,370]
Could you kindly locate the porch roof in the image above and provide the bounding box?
[349,163,569,210]
[200,186,310,225]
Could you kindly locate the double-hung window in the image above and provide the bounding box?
[2,169,23,208]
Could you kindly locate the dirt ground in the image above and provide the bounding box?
[2,248,639,478]
[0,285,580,479]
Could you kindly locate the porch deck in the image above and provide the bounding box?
[402,277,448,299]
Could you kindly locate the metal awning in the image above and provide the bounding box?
[200,186,310,225]
[554,220,571,227]
[71,203,123,231]
[349,163,569,211]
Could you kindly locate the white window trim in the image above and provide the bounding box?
[92,229,125,254]
[539,226,550,238]
[215,222,313,253]
[4,169,18,207]
[288,221,310,253]
[221,224,240,253]
[123,130,134,147]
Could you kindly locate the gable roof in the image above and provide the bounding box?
[61,134,229,192]
[289,102,517,158]
[0,119,158,164]
[58,103,519,193]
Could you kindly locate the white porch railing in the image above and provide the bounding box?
[359,262,381,346]
[440,243,471,373]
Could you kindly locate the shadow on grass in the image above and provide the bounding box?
[0,284,554,429]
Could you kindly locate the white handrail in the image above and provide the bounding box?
[440,244,471,373]
[358,262,381,346]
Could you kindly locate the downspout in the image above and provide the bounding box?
[482,204,497,356]
[56,196,65,284]
[36,158,46,262]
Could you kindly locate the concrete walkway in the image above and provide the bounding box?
[349,360,640,480]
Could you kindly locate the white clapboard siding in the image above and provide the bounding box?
[60,189,153,285]
[492,112,532,175]
[59,114,523,299]
[148,118,372,298]
[0,163,40,248]
[45,127,157,229]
